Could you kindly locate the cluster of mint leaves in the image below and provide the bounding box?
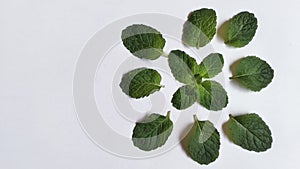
[119,8,274,165]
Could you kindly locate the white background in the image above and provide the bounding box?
[1,0,300,168]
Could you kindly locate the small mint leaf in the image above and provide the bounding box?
[199,53,224,78]
[122,24,166,60]
[132,112,173,151]
[186,116,220,165]
[168,50,199,84]
[230,56,274,91]
[225,11,258,47]
[226,113,273,152]
[171,85,198,110]
[182,8,217,48]
[119,68,163,98]
[197,80,228,111]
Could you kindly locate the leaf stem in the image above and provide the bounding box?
[193,114,198,122]
[161,51,169,58]
[166,111,171,118]
[194,74,202,84]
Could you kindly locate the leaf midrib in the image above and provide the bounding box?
[228,24,244,42]
[230,72,262,79]
[142,117,171,138]
[200,59,222,77]
[132,82,162,96]
[230,117,266,144]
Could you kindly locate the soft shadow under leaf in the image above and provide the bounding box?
[180,123,194,155]
[217,20,230,42]
[222,119,233,142]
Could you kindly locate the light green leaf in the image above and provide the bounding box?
[182,8,217,48]
[121,24,166,60]
[226,113,273,152]
[230,56,274,92]
[186,115,220,165]
[132,112,173,151]
[199,53,224,78]
[171,85,198,110]
[197,80,228,111]
[168,50,199,84]
[225,11,258,47]
[119,68,163,98]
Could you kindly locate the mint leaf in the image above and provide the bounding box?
[122,24,166,60]
[168,50,199,84]
[169,51,228,111]
[186,115,220,165]
[225,113,273,152]
[198,80,228,111]
[171,85,198,110]
[132,112,173,151]
[225,11,258,47]
[182,8,217,48]
[230,56,274,92]
[199,53,224,78]
[119,68,163,98]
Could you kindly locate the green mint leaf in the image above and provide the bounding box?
[225,11,258,47]
[168,50,199,84]
[197,80,228,111]
[225,113,273,152]
[230,56,274,92]
[186,115,220,165]
[199,53,224,78]
[132,112,173,151]
[121,24,166,60]
[171,85,198,110]
[182,8,217,48]
[119,68,163,98]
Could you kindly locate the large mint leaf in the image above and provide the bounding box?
[197,80,228,111]
[171,85,198,110]
[119,68,163,98]
[168,50,199,84]
[199,53,224,78]
[226,113,273,152]
[121,24,166,60]
[225,11,258,47]
[186,116,220,165]
[132,112,173,151]
[182,8,217,48]
[230,56,274,92]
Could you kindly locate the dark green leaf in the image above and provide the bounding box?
[168,50,199,84]
[182,8,217,48]
[226,113,273,152]
[119,68,163,98]
[186,115,220,165]
[132,112,173,151]
[225,11,258,47]
[199,53,224,78]
[230,56,274,92]
[171,85,198,110]
[121,24,166,60]
[197,80,228,111]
